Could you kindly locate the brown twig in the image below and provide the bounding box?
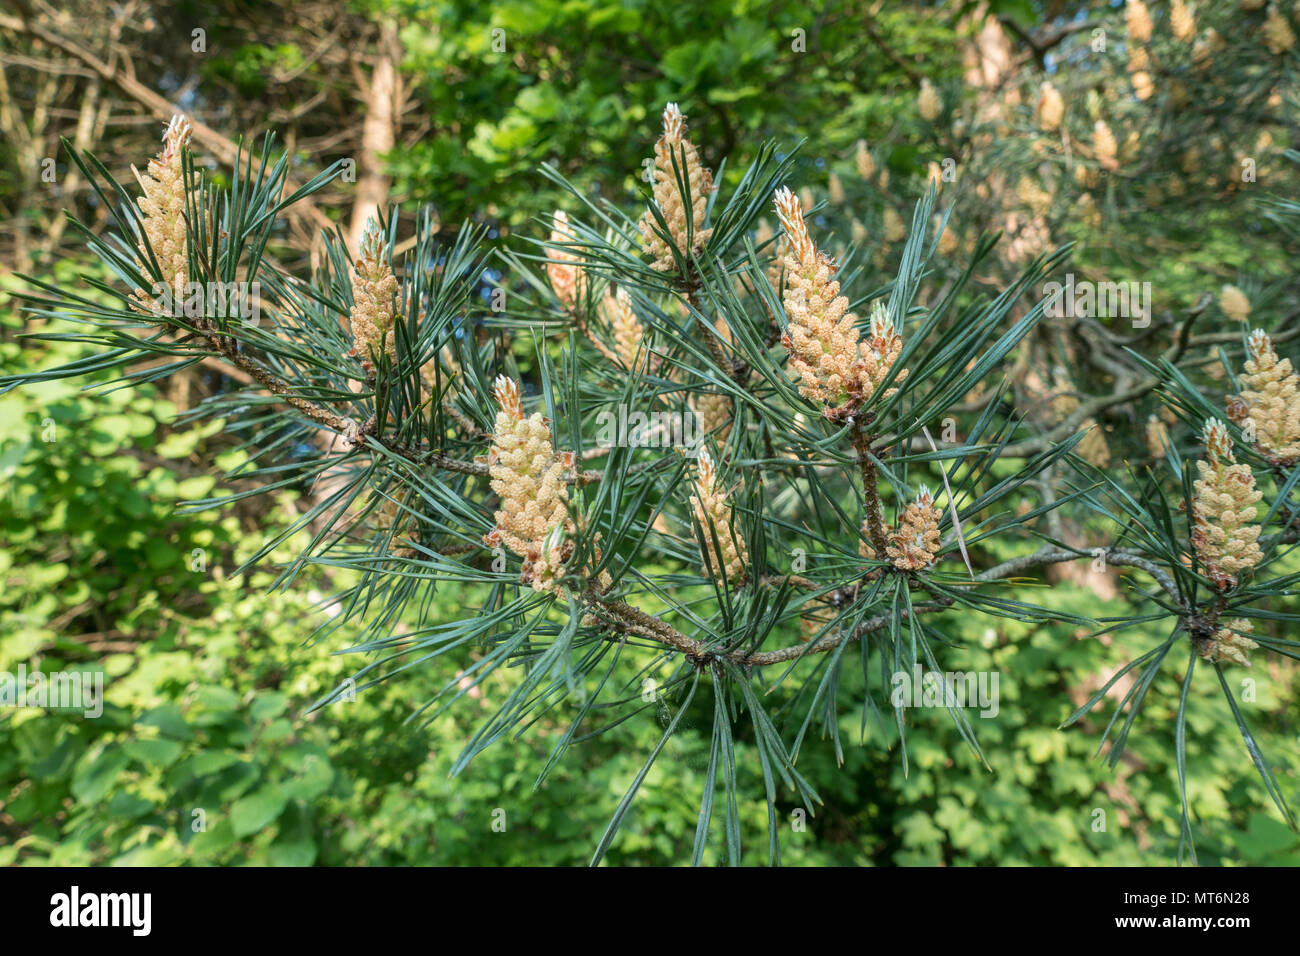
[585,544,1181,670]
[851,415,890,557]
[0,11,336,237]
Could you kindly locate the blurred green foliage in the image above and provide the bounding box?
[383,0,957,229]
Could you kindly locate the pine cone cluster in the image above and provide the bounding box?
[547,209,585,309]
[600,287,649,370]
[773,187,905,415]
[885,487,943,571]
[1191,419,1263,589]
[349,220,399,369]
[1201,619,1259,666]
[485,376,575,593]
[689,449,748,585]
[639,103,715,271]
[1230,329,1300,464]
[131,114,193,316]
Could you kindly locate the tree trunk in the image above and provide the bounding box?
[348,20,401,254]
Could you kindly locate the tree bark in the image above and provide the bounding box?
[347,20,401,253]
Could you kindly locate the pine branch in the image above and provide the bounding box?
[583,544,1179,671]
[739,546,1182,668]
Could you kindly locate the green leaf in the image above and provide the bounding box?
[124,737,184,768]
[230,789,290,838]
[71,746,130,804]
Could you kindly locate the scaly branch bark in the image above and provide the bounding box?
[851,415,891,557]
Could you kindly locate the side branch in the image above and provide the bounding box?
[194,325,606,483]
[587,545,1181,670]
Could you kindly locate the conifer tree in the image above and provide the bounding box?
[7,1,1300,864]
